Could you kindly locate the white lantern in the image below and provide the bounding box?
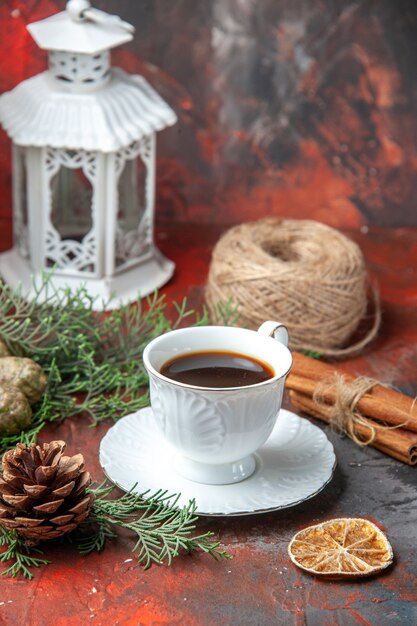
[0,0,177,308]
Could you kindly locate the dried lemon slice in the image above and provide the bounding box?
[288,518,393,578]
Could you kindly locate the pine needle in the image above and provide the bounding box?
[0,483,231,579]
[0,529,50,580]
[74,482,231,569]
[0,276,237,578]
[0,273,239,452]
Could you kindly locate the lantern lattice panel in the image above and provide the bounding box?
[114,136,154,271]
[45,147,99,275]
[12,146,29,260]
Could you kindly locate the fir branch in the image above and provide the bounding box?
[0,273,240,453]
[207,297,241,327]
[0,278,192,452]
[0,418,46,454]
[0,529,50,580]
[0,278,236,578]
[74,483,231,569]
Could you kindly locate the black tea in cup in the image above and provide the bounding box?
[160,350,274,388]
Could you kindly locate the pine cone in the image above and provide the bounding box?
[0,441,94,543]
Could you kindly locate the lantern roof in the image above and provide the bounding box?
[27,0,134,54]
[0,68,177,152]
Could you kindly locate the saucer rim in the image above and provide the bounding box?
[99,408,337,517]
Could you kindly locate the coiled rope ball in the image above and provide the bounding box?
[206,218,380,356]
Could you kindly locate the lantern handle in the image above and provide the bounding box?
[66,0,135,34]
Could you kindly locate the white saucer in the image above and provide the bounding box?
[99,408,336,517]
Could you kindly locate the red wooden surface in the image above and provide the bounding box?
[0,223,416,626]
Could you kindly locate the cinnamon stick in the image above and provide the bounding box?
[290,352,417,431]
[289,390,417,466]
[287,373,417,433]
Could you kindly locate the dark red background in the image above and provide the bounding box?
[1,0,417,246]
[0,4,417,625]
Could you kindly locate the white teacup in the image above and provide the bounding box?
[143,321,292,485]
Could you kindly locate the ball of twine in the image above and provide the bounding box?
[206,218,380,356]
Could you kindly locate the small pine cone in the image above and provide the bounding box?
[0,441,94,543]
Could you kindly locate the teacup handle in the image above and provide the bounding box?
[257,321,289,347]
